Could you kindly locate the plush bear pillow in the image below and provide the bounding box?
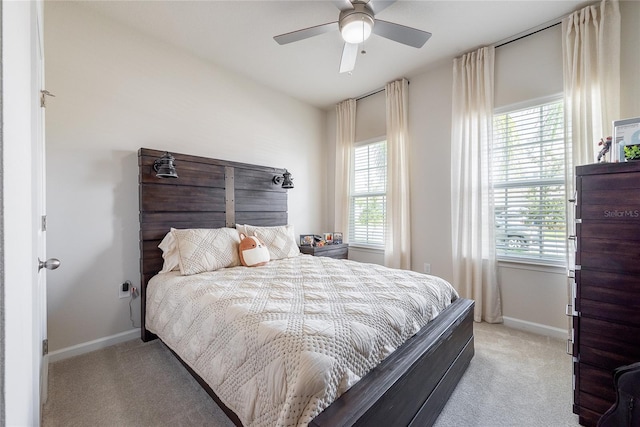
[238,233,270,267]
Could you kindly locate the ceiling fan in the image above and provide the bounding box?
[273,0,432,74]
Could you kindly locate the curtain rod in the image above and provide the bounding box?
[493,0,599,49]
[356,80,410,102]
[356,87,384,101]
[494,21,561,48]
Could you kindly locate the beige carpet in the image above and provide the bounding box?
[43,322,581,427]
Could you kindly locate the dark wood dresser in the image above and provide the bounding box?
[571,162,640,426]
[299,243,348,259]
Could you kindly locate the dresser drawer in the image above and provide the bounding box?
[299,243,348,259]
[580,297,640,325]
[576,270,640,325]
[580,238,640,274]
[578,363,616,412]
[578,323,640,370]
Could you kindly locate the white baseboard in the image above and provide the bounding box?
[47,328,140,363]
[502,316,568,341]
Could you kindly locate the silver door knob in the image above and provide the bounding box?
[38,258,60,272]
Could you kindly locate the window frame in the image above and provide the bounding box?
[492,95,567,267]
[348,137,387,249]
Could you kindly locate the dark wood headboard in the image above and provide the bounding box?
[138,148,289,341]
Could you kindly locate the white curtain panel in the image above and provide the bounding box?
[384,79,411,270]
[563,0,620,170]
[335,99,356,241]
[451,47,502,323]
[562,0,620,264]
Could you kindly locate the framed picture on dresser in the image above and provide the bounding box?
[612,117,640,162]
[300,234,314,246]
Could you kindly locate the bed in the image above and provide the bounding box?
[138,148,474,427]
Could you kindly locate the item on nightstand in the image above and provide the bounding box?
[300,234,314,246]
[613,117,640,162]
[238,233,270,267]
[333,232,343,244]
[623,136,640,160]
[597,137,612,163]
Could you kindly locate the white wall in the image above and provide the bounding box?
[44,2,326,353]
[408,65,456,281]
[325,1,640,336]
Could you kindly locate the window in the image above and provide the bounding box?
[349,140,387,247]
[492,99,566,264]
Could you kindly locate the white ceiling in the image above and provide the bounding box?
[79,0,591,110]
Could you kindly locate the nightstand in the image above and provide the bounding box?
[299,243,348,259]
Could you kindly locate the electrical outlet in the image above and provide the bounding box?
[118,280,131,299]
[424,263,431,274]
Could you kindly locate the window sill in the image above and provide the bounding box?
[348,244,384,254]
[497,258,566,274]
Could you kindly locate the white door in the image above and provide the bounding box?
[3,0,53,424]
[34,0,53,409]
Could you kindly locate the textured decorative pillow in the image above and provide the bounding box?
[172,228,241,275]
[243,224,300,260]
[158,229,180,273]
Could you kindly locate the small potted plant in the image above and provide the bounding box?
[623,129,640,161]
[624,144,640,161]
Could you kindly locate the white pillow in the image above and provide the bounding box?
[243,224,300,260]
[158,229,179,273]
[172,228,241,275]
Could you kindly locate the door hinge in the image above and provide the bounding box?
[42,339,48,356]
[40,90,55,108]
[41,215,47,232]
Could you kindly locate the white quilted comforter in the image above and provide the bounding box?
[146,255,458,427]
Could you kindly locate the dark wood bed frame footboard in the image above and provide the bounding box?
[138,148,475,426]
[311,297,474,427]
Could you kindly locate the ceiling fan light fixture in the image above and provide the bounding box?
[340,14,373,44]
[339,3,374,44]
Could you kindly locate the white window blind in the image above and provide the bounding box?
[349,140,387,247]
[493,99,566,264]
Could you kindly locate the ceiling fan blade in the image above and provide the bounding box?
[368,0,396,15]
[372,19,432,48]
[274,22,339,45]
[333,0,354,11]
[339,43,358,74]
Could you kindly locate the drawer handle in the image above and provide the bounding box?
[566,304,573,316]
[566,338,573,356]
[568,270,575,279]
[568,235,576,241]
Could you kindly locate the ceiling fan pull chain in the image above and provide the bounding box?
[361,17,367,55]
